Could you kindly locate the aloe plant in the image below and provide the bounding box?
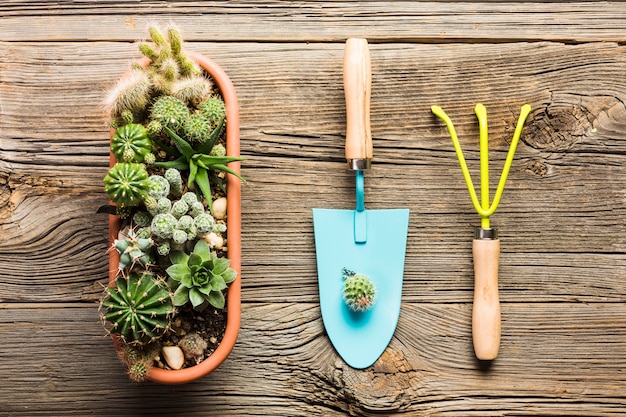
[153,118,244,213]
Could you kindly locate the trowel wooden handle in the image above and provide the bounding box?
[472,238,501,360]
[343,38,373,165]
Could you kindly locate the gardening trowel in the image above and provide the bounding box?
[313,38,410,369]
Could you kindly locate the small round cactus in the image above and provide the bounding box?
[194,213,216,235]
[171,199,189,219]
[111,124,153,163]
[100,272,174,345]
[150,96,189,130]
[342,268,377,312]
[182,114,212,143]
[151,213,178,239]
[199,95,226,126]
[147,175,171,199]
[104,162,150,207]
[127,359,152,383]
[179,333,208,360]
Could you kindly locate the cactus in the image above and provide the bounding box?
[194,213,216,235]
[150,96,189,130]
[104,162,150,207]
[341,268,377,312]
[171,76,213,107]
[180,333,208,361]
[111,124,153,163]
[164,168,183,197]
[147,174,171,199]
[104,68,152,120]
[151,213,178,239]
[182,114,213,143]
[113,229,153,271]
[100,272,174,345]
[199,96,226,126]
[166,239,237,310]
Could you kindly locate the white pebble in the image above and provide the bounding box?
[204,232,224,250]
[212,197,227,220]
[162,346,185,370]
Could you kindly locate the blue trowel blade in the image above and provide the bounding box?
[312,207,409,369]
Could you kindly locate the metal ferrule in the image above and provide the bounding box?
[347,158,371,170]
[475,227,498,240]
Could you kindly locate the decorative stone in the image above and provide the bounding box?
[162,345,185,370]
[212,197,227,220]
[204,232,224,249]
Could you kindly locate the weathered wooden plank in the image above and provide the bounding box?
[0,303,624,416]
[1,2,626,43]
[2,41,626,303]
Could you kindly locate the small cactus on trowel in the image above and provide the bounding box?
[342,268,377,312]
[100,272,174,345]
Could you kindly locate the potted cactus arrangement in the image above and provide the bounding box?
[99,25,242,384]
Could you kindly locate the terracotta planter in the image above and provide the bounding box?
[107,51,241,384]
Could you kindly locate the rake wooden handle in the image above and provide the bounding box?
[343,38,372,165]
[472,238,501,360]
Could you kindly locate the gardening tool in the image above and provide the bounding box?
[313,38,410,369]
[431,103,531,360]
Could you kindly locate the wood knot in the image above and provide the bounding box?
[523,100,593,152]
[523,160,549,177]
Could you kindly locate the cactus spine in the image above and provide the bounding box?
[111,123,153,163]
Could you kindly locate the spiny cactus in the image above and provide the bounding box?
[147,174,171,199]
[104,68,152,120]
[104,162,150,207]
[199,96,226,126]
[166,239,237,310]
[182,114,213,143]
[180,333,208,361]
[164,168,183,197]
[113,229,153,271]
[171,76,213,107]
[100,272,174,345]
[111,123,154,163]
[342,268,377,312]
[150,95,189,131]
[151,213,178,239]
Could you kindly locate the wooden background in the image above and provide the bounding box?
[1,1,625,415]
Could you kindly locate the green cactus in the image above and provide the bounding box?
[341,268,377,312]
[127,359,152,383]
[199,96,226,126]
[166,239,237,310]
[151,212,178,240]
[182,114,213,143]
[113,229,154,271]
[111,124,153,163]
[104,162,150,207]
[147,174,171,199]
[150,96,189,130]
[100,272,174,345]
[194,213,216,235]
[164,168,183,197]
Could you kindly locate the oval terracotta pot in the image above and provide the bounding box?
[108,51,241,384]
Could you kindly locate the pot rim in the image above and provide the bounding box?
[107,50,241,384]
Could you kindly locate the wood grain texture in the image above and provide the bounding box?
[0,2,625,415]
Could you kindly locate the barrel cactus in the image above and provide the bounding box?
[111,123,153,163]
[104,162,150,207]
[100,272,174,345]
[342,268,377,312]
[166,239,237,310]
[199,95,226,126]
